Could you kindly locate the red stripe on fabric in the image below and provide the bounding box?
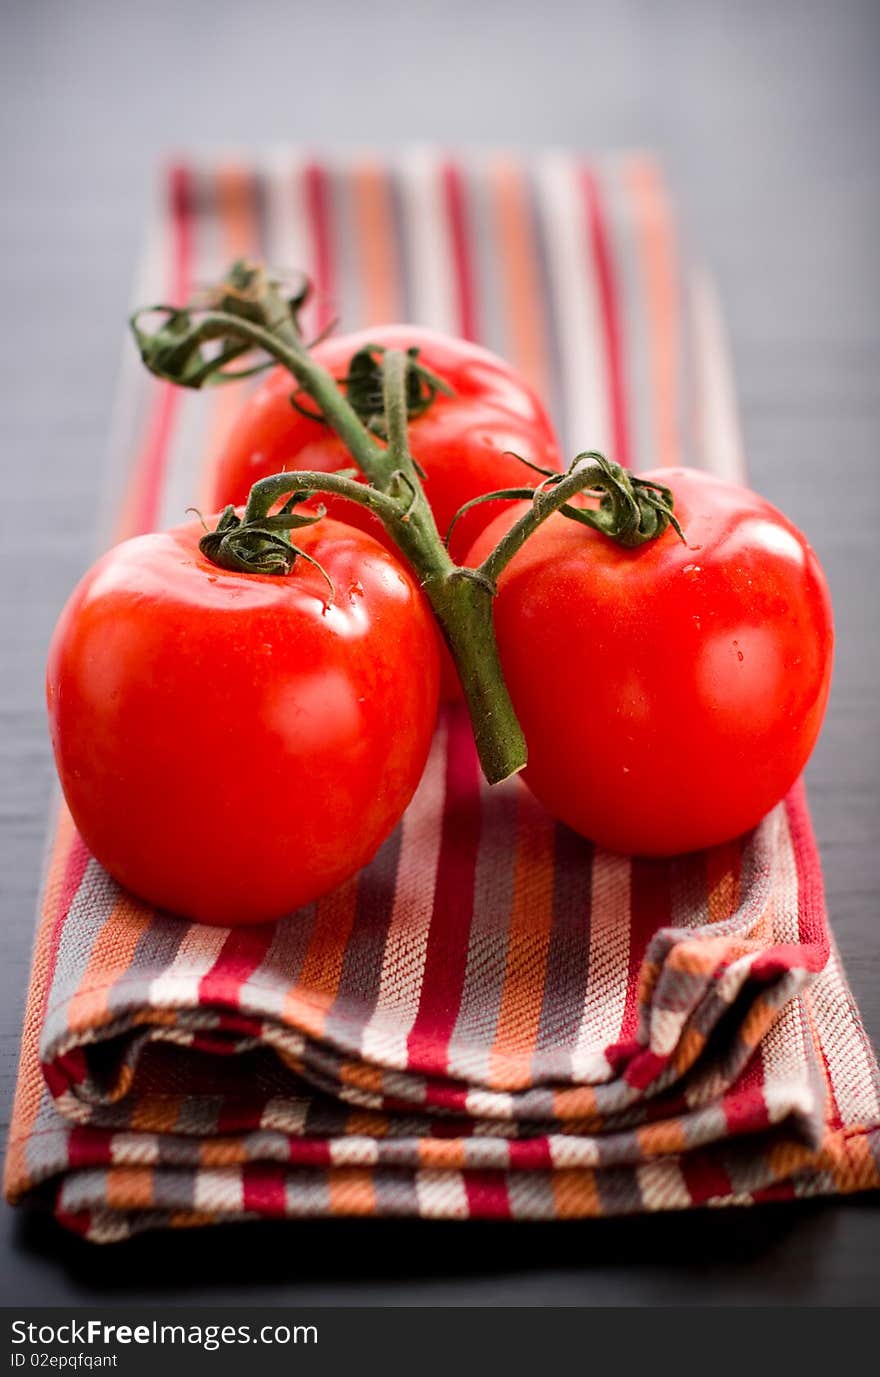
[508,1138,554,1170]
[619,858,673,1045]
[288,1140,332,1167]
[190,1033,242,1055]
[464,1170,512,1219]
[127,164,194,535]
[442,161,478,340]
[679,1149,732,1206]
[54,1201,92,1238]
[215,1011,263,1036]
[751,944,826,981]
[723,1051,771,1136]
[215,1101,265,1135]
[303,161,335,334]
[645,1090,688,1123]
[68,1126,112,1170]
[242,1163,287,1215]
[406,709,481,1076]
[784,780,831,954]
[197,925,275,1009]
[56,1046,89,1091]
[41,832,91,1023]
[423,1082,470,1114]
[41,1060,70,1099]
[752,1181,796,1203]
[625,1049,667,1091]
[430,1116,475,1140]
[581,166,631,469]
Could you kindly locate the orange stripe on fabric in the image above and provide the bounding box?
[339,1061,384,1094]
[3,808,78,1197]
[106,1166,154,1212]
[115,165,194,542]
[636,1118,689,1157]
[624,156,680,467]
[194,165,262,511]
[489,157,551,400]
[65,893,154,1035]
[706,840,741,924]
[327,1168,377,1216]
[346,1110,389,1139]
[551,1083,598,1124]
[739,992,778,1050]
[285,875,360,1037]
[486,790,555,1088]
[671,1025,706,1074]
[418,1139,467,1171]
[551,1168,602,1218]
[833,1130,880,1191]
[351,161,400,324]
[168,1211,215,1229]
[130,1095,182,1134]
[765,1138,816,1183]
[200,1139,248,1168]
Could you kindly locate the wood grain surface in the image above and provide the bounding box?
[1,0,877,1305]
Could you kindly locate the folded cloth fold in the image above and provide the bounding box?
[5,151,879,1240]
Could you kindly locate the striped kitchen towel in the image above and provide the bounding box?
[5,152,880,1241]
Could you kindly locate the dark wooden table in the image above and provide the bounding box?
[2,0,878,1305]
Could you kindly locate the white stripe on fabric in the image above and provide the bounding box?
[359,720,448,1068]
[810,942,880,1128]
[758,809,811,1105]
[97,183,169,547]
[194,1166,243,1214]
[146,924,229,1009]
[637,1159,692,1210]
[534,153,611,457]
[415,1168,469,1219]
[690,266,747,483]
[570,851,631,1079]
[398,148,457,335]
[157,170,223,531]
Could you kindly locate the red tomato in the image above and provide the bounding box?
[211,325,562,561]
[47,518,439,925]
[466,468,833,855]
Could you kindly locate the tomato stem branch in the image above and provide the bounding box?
[131,261,678,789]
[132,264,528,783]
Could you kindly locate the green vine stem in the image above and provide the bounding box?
[131,260,680,786]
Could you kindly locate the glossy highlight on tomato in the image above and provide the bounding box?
[211,325,562,561]
[47,518,439,925]
[466,468,833,855]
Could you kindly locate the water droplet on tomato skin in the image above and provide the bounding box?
[688,543,703,553]
[348,580,365,602]
[682,563,702,577]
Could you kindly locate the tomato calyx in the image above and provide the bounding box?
[287,347,453,450]
[337,345,454,442]
[197,495,335,593]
